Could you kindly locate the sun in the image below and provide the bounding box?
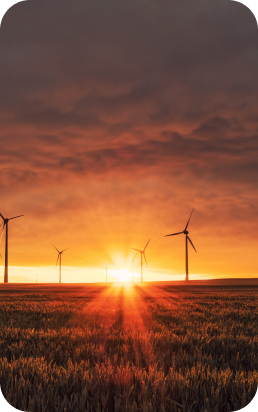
[109,268,132,282]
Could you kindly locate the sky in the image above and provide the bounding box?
[0,0,258,282]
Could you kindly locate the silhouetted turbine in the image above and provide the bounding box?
[132,252,137,282]
[164,209,197,281]
[52,245,68,284]
[0,213,24,283]
[132,239,150,282]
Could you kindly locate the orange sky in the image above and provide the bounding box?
[0,0,258,282]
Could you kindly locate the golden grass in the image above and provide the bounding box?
[0,281,257,411]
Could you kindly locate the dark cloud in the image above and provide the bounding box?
[0,0,257,118]
[1,114,258,192]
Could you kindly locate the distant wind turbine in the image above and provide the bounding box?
[164,209,197,281]
[0,212,24,283]
[132,252,137,282]
[52,245,68,284]
[132,239,150,282]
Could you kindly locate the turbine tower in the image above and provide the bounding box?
[0,213,24,283]
[52,245,68,284]
[132,239,150,282]
[164,209,197,281]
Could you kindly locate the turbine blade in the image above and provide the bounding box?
[133,252,137,260]
[185,209,194,231]
[55,254,60,267]
[144,239,150,251]
[61,247,69,253]
[0,223,5,243]
[0,213,4,220]
[52,244,60,253]
[187,236,197,253]
[132,248,141,252]
[164,232,184,237]
[143,253,148,268]
[9,215,24,221]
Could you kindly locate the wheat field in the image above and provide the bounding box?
[0,280,257,412]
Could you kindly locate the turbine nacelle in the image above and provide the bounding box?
[52,245,68,284]
[52,245,68,264]
[164,209,196,252]
[131,239,150,281]
[0,214,24,224]
[0,215,8,227]
[164,209,197,281]
[0,212,24,284]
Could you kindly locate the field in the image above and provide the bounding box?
[0,280,257,412]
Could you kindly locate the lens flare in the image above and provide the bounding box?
[109,268,132,282]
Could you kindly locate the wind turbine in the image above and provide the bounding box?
[52,245,68,284]
[132,239,150,282]
[164,209,197,281]
[0,212,24,283]
[132,252,137,282]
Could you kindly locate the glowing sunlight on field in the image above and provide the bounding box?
[109,268,133,282]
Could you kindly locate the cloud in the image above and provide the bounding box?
[0,0,257,275]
